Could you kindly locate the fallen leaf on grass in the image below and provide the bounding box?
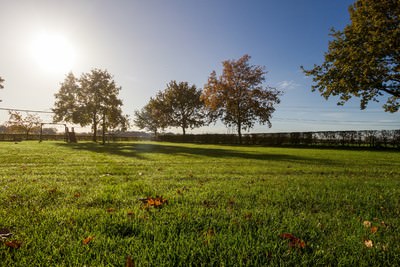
[74,193,81,198]
[106,208,115,213]
[364,239,373,248]
[280,233,306,249]
[4,240,22,249]
[370,226,378,234]
[82,236,95,245]
[139,196,168,208]
[126,255,135,267]
[363,221,372,228]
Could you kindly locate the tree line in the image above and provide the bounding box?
[157,130,400,148]
[1,0,398,143]
[53,55,282,144]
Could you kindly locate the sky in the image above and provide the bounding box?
[0,0,399,134]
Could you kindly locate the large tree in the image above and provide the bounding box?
[202,54,282,144]
[133,97,167,136]
[302,0,400,112]
[6,111,42,139]
[161,80,207,135]
[53,69,129,142]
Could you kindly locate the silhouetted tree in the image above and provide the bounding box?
[53,69,129,142]
[134,97,167,136]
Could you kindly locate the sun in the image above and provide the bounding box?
[31,32,76,73]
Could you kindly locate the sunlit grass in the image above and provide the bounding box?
[0,141,399,266]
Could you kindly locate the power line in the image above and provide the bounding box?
[0,107,54,114]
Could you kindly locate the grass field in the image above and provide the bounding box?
[0,141,399,266]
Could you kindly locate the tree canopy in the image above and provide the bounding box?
[133,97,167,136]
[160,81,207,135]
[302,0,400,112]
[202,54,281,144]
[6,111,42,138]
[135,81,208,136]
[53,69,128,142]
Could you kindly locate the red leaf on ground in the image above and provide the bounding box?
[82,236,94,245]
[280,233,306,249]
[140,196,168,208]
[5,240,22,249]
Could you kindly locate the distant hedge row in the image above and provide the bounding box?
[158,130,400,148]
[2,130,399,149]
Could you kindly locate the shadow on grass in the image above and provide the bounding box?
[55,142,336,166]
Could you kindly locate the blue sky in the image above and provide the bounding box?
[0,0,399,133]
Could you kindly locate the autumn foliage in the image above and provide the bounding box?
[140,196,168,209]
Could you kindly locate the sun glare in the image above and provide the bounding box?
[31,32,76,73]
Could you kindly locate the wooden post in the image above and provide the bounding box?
[39,123,43,142]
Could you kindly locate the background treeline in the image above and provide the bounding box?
[158,129,400,148]
[2,129,399,149]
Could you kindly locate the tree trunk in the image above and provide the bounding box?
[92,116,97,142]
[237,121,242,145]
[182,126,186,136]
[102,111,106,145]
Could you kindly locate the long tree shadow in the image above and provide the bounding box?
[55,142,337,166]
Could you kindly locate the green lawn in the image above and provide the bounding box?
[0,141,399,266]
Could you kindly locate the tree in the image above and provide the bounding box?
[0,76,4,102]
[161,80,208,135]
[133,97,167,136]
[6,111,42,139]
[53,69,129,143]
[202,54,282,144]
[302,0,400,112]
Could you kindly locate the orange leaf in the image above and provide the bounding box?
[74,193,81,198]
[106,208,115,213]
[141,196,168,208]
[82,236,94,245]
[5,240,22,249]
[370,226,378,234]
[280,233,306,249]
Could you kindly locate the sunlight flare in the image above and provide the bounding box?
[31,32,76,73]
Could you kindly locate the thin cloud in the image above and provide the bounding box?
[277,80,300,91]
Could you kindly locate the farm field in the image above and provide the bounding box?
[0,141,399,266]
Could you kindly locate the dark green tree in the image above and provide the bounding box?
[202,54,281,144]
[53,69,129,142]
[133,97,167,136]
[161,81,207,135]
[302,0,400,112]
